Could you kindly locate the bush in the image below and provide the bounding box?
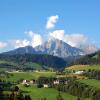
[37,84,43,88]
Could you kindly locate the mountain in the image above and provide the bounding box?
[3,46,37,55]
[3,38,84,58]
[35,38,84,58]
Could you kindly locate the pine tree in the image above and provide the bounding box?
[25,95,31,100]
[56,92,63,100]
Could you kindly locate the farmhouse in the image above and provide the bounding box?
[53,80,59,85]
[21,79,35,85]
[75,71,84,75]
[43,84,49,88]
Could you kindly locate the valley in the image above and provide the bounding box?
[0,49,100,100]
[0,64,100,100]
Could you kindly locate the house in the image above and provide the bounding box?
[75,71,84,75]
[43,84,49,88]
[53,80,59,85]
[21,79,36,85]
[22,80,27,84]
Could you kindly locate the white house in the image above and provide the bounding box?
[43,84,49,88]
[75,71,84,75]
[22,80,27,84]
[53,80,59,85]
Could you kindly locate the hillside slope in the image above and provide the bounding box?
[72,50,100,65]
[0,54,67,69]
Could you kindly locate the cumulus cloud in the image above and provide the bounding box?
[0,42,7,49]
[64,34,88,47]
[46,15,59,29]
[31,34,43,47]
[25,31,43,47]
[49,30,90,47]
[15,39,30,48]
[49,30,64,40]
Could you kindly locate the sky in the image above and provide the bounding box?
[0,0,100,52]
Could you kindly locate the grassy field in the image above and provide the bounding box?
[77,79,100,89]
[0,60,42,70]
[23,62,42,70]
[66,65,100,71]
[2,71,56,82]
[18,84,91,100]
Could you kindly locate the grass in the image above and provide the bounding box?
[77,79,100,89]
[18,84,77,100]
[2,71,56,82]
[66,65,100,71]
[0,60,42,70]
[18,84,91,100]
[0,60,19,66]
[23,62,42,70]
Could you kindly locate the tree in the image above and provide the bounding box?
[25,95,31,100]
[15,91,24,100]
[40,97,46,100]
[56,92,63,100]
[11,85,19,91]
[9,92,15,100]
[77,97,81,100]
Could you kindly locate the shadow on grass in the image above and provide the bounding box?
[21,90,30,93]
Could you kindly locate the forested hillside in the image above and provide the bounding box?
[0,54,66,70]
[72,50,100,65]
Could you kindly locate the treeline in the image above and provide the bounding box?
[72,50,100,65]
[0,54,67,69]
[0,91,32,100]
[0,89,63,100]
[83,69,100,80]
[55,80,100,100]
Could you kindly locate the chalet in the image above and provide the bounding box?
[53,80,59,85]
[21,79,37,86]
[75,71,84,75]
[43,84,49,88]
[22,80,27,84]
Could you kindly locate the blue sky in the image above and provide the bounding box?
[0,0,100,52]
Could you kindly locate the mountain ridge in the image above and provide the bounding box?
[2,38,85,58]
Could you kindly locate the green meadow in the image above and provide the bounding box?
[18,84,91,100]
[77,79,100,89]
[66,65,100,71]
[1,71,56,82]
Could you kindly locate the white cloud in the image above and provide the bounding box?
[49,30,64,40]
[46,15,59,29]
[15,39,30,48]
[64,34,88,47]
[31,34,43,47]
[25,31,43,48]
[0,42,7,49]
[49,30,97,53]
[49,30,89,47]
